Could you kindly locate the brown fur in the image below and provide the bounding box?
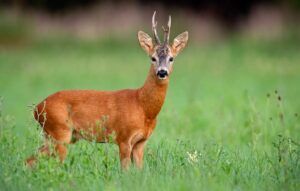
[26,15,188,169]
[26,65,168,169]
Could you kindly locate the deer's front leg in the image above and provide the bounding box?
[132,140,146,169]
[118,142,132,170]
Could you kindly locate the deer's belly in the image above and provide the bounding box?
[66,102,113,142]
[69,104,145,143]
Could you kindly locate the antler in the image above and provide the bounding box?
[152,11,161,44]
[162,15,171,45]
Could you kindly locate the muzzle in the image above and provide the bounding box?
[157,69,169,79]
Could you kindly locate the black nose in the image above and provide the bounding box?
[157,70,168,78]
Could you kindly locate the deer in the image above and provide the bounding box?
[26,11,188,170]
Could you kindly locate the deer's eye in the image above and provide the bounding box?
[169,57,174,62]
[151,57,157,62]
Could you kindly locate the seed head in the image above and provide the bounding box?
[278,96,282,101]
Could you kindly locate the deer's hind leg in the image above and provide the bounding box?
[26,136,51,167]
[44,123,73,162]
[26,126,72,167]
[26,107,73,167]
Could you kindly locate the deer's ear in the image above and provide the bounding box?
[138,31,154,55]
[172,31,188,56]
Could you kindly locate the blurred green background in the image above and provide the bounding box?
[0,0,300,191]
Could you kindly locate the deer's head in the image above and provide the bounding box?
[138,11,188,81]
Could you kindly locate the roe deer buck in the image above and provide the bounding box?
[26,11,188,169]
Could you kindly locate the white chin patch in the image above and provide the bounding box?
[158,76,168,80]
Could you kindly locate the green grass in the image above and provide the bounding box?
[0,36,299,191]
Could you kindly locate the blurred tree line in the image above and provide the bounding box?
[3,0,300,23]
[0,0,300,15]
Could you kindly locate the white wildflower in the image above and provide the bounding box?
[187,150,199,164]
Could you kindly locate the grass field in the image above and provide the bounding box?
[0,35,299,190]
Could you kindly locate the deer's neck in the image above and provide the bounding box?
[138,65,169,119]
